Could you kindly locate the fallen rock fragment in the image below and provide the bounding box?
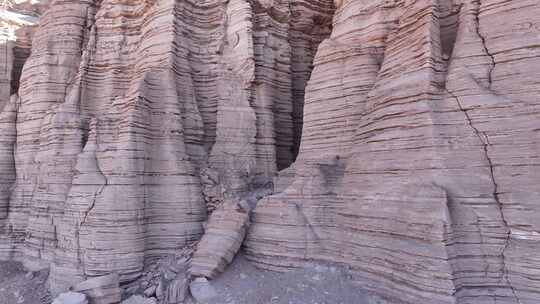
[143,285,156,298]
[190,201,250,279]
[51,292,88,304]
[189,278,218,304]
[71,274,121,304]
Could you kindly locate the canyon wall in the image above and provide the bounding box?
[246,0,540,303]
[2,0,540,304]
[0,0,334,295]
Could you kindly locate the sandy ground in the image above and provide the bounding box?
[1,253,384,304]
[204,253,384,304]
[0,261,51,304]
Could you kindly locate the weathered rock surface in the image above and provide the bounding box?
[0,0,334,296]
[2,0,540,304]
[246,0,540,303]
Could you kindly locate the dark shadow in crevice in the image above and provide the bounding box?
[439,2,461,76]
[9,45,29,96]
[288,1,336,167]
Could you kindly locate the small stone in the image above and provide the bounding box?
[164,269,177,280]
[189,277,218,303]
[144,285,157,297]
[25,271,35,280]
[51,292,88,304]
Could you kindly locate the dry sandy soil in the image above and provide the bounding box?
[1,253,383,304]
[205,253,385,304]
[0,261,51,304]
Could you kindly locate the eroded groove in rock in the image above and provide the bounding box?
[0,94,17,220]
[289,0,334,161]
[474,0,496,87]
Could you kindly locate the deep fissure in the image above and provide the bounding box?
[446,88,520,303]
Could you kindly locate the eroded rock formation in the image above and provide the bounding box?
[246,0,540,303]
[0,0,334,295]
[1,0,540,303]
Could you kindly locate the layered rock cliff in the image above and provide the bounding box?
[0,0,334,295]
[246,0,540,303]
[1,0,540,303]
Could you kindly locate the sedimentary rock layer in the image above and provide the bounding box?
[246,0,540,303]
[0,0,334,295]
[3,0,540,303]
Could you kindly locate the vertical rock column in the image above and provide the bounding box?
[0,95,17,221]
[0,37,14,110]
[208,0,258,197]
[250,0,292,175]
[49,0,208,289]
[50,119,103,293]
[3,1,96,263]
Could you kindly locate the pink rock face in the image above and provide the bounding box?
[246,0,540,303]
[0,0,334,294]
[2,0,540,303]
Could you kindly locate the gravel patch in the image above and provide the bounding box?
[0,260,51,304]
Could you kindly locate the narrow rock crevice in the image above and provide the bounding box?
[474,0,496,87]
[289,1,335,162]
[439,2,461,61]
[79,182,105,229]
[446,88,521,303]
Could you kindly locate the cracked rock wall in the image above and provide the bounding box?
[0,0,334,295]
[2,0,540,303]
[246,0,540,303]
